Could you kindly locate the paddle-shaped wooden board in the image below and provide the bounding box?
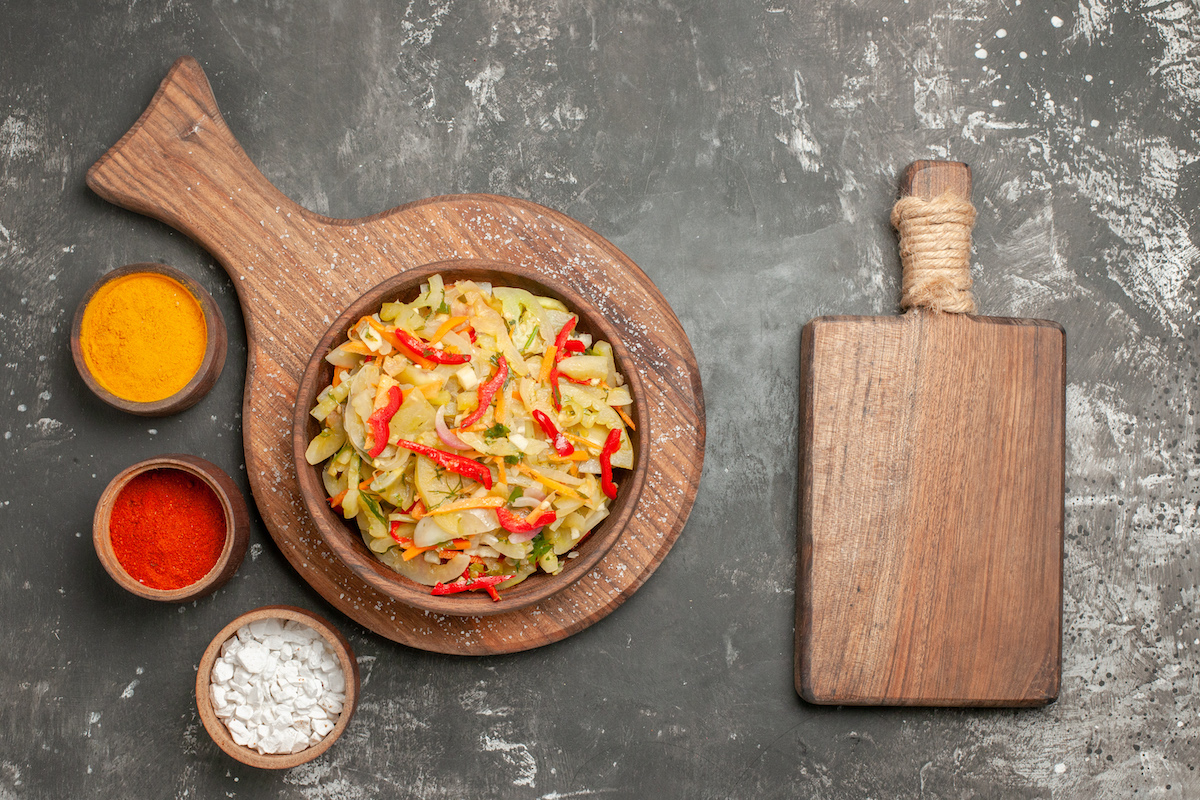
[796,162,1064,705]
[87,56,705,655]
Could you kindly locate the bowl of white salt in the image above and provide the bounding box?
[195,605,360,769]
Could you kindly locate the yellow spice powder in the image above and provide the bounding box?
[80,272,208,403]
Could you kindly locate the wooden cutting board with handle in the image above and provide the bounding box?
[796,161,1064,706]
[86,56,705,654]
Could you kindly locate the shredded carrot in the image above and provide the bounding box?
[327,488,349,509]
[515,463,582,499]
[402,545,435,561]
[430,315,468,343]
[615,406,637,431]
[409,500,427,520]
[494,387,507,425]
[537,347,556,382]
[549,450,591,463]
[562,431,603,453]
[332,365,347,388]
[419,380,445,399]
[359,479,373,491]
[338,340,375,356]
[426,496,506,515]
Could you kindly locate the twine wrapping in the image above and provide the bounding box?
[890,193,977,314]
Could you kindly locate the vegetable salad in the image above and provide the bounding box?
[306,275,634,601]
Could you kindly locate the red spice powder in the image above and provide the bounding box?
[109,468,227,590]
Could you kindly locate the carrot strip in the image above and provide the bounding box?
[430,315,469,343]
[515,463,582,499]
[615,406,637,431]
[494,387,507,425]
[426,496,506,515]
[402,546,436,561]
[537,347,556,382]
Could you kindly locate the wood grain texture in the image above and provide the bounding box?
[797,310,1065,706]
[900,160,971,201]
[796,158,1065,706]
[87,57,705,654]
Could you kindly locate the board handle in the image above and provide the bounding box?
[892,161,976,314]
[87,57,297,278]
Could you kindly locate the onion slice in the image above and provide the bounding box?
[507,527,542,544]
[435,411,471,450]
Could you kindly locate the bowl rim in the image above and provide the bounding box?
[291,258,650,616]
[70,262,227,417]
[195,605,360,769]
[93,454,250,601]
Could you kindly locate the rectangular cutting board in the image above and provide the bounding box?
[795,161,1065,706]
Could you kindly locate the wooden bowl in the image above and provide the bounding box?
[71,262,227,416]
[195,605,360,769]
[292,259,650,616]
[93,454,250,601]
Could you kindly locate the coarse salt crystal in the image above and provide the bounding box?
[209,617,347,757]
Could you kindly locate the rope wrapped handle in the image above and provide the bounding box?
[891,161,977,314]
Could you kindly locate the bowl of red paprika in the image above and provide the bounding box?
[94,454,251,601]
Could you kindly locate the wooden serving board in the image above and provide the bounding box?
[87,57,705,655]
[796,162,1064,706]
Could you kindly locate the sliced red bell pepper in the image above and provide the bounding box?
[548,318,577,411]
[395,439,493,489]
[600,427,622,500]
[562,339,586,355]
[496,506,557,533]
[553,316,577,356]
[430,574,514,599]
[532,409,573,456]
[391,328,471,365]
[366,385,403,457]
[460,355,508,428]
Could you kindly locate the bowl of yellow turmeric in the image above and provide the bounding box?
[71,263,227,417]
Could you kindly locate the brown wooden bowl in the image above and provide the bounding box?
[71,262,227,417]
[292,259,650,617]
[195,605,360,769]
[93,454,250,601]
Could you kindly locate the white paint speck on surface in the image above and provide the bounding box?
[1051,15,1064,28]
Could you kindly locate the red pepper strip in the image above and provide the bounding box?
[532,409,573,456]
[562,339,586,355]
[553,317,577,358]
[387,522,410,544]
[548,318,577,411]
[460,356,509,428]
[395,439,493,489]
[391,328,471,365]
[496,506,557,533]
[430,574,514,596]
[600,427,622,500]
[465,325,477,344]
[366,385,403,457]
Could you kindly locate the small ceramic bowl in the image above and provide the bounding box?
[71,262,227,417]
[93,454,250,601]
[196,605,360,769]
[292,259,649,617]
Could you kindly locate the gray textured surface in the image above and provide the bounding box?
[2,1,1198,797]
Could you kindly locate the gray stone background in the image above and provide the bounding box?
[2,0,1197,797]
